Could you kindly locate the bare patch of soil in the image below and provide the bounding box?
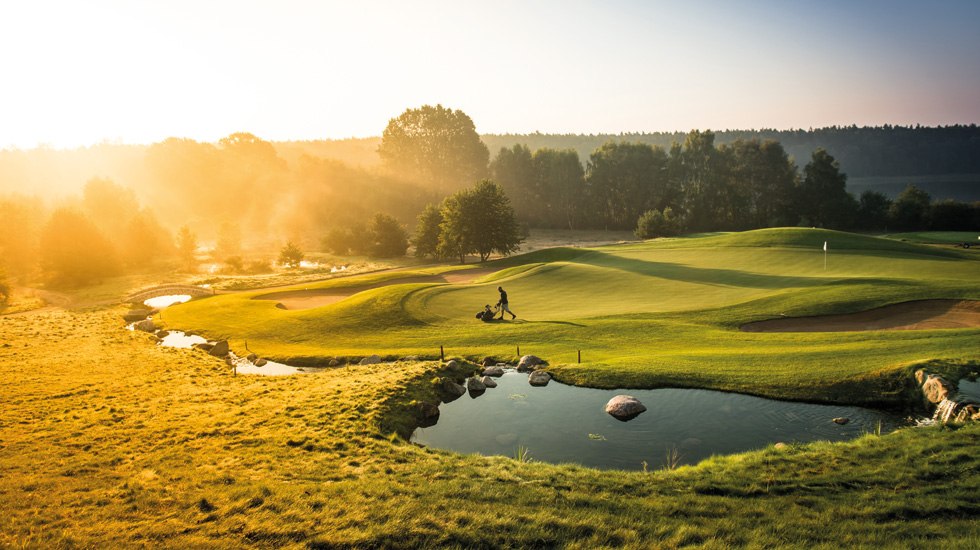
[254,269,495,310]
[741,299,980,332]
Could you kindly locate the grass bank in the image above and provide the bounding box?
[1,309,978,548]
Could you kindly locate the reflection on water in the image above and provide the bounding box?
[144,294,192,308]
[956,378,980,401]
[158,331,206,348]
[412,371,907,471]
[155,330,324,376]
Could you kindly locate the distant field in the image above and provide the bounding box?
[848,173,980,201]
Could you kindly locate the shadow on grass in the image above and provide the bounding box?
[583,250,825,289]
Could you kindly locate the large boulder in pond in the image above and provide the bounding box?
[605,395,647,421]
[193,342,214,352]
[467,377,486,392]
[482,366,504,377]
[481,376,497,388]
[922,375,954,404]
[209,340,230,357]
[359,354,382,365]
[528,370,551,386]
[254,358,268,367]
[517,355,544,372]
[481,357,497,367]
[133,319,156,333]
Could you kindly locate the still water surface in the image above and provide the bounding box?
[412,371,907,470]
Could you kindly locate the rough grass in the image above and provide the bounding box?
[1,309,978,548]
[163,228,980,406]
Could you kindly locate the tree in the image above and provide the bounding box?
[929,200,976,231]
[675,131,729,231]
[635,207,682,239]
[176,225,198,272]
[721,139,798,229]
[321,224,370,256]
[0,195,44,279]
[413,204,444,259]
[378,104,489,191]
[531,148,586,229]
[0,267,9,306]
[81,178,139,241]
[278,241,305,267]
[856,191,892,231]
[368,213,409,258]
[39,208,120,287]
[215,221,242,260]
[796,148,855,228]
[438,180,523,263]
[121,209,173,268]
[586,141,671,229]
[888,185,931,230]
[489,144,535,222]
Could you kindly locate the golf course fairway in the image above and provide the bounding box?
[163,227,980,405]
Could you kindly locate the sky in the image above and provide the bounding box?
[1,0,978,148]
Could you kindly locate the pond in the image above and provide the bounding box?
[143,294,192,309]
[411,370,908,471]
[156,330,325,376]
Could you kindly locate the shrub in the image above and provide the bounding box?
[635,207,682,239]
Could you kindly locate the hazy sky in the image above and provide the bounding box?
[1,0,978,148]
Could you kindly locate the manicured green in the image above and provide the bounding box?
[164,227,980,406]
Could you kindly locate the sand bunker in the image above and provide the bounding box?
[256,269,495,310]
[741,299,980,332]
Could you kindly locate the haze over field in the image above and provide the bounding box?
[1,0,979,149]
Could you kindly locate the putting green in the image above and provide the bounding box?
[163,228,980,403]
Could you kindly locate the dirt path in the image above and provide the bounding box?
[254,268,496,310]
[741,299,980,332]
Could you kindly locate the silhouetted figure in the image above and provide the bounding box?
[496,286,516,320]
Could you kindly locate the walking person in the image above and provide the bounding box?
[496,286,517,320]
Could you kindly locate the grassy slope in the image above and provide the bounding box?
[1,309,978,548]
[164,228,980,405]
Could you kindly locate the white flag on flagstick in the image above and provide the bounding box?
[823,241,827,251]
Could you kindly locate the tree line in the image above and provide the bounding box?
[482,124,980,179]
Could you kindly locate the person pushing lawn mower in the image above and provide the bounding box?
[496,286,517,320]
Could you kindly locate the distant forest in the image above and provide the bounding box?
[1,122,977,285]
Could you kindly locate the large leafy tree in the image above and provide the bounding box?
[438,181,523,263]
[412,204,444,259]
[856,190,892,231]
[489,144,535,222]
[39,208,120,287]
[796,148,855,228]
[888,184,931,231]
[587,141,671,229]
[721,139,798,229]
[531,148,585,229]
[175,225,198,272]
[675,131,729,231]
[378,104,489,191]
[368,213,409,258]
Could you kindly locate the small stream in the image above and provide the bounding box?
[412,370,908,471]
